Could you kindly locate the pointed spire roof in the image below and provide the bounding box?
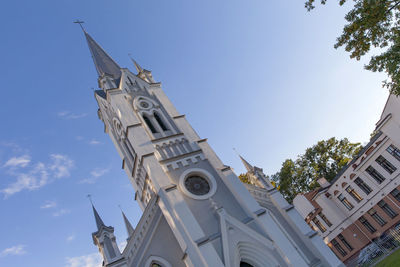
[129,55,143,74]
[92,204,106,230]
[121,211,135,237]
[239,155,254,173]
[83,31,121,79]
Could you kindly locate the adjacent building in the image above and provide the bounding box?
[294,94,400,263]
[79,27,344,267]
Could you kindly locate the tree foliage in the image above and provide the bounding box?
[238,173,252,184]
[271,137,362,203]
[305,0,400,95]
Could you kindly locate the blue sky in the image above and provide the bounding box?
[0,1,389,266]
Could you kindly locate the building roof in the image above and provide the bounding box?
[92,204,106,230]
[328,131,383,186]
[84,31,121,79]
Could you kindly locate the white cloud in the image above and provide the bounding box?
[0,245,26,257]
[40,201,57,209]
[58,111,70,117]
[90,168,109,177]
[66,234,75,242]
[79,167,110,184]
[53,209,71,217]
[3,155,31,168]
[89,139,101,145]
[65,252,102,267]
[49,154,74,178]
[1,154,74,198]
[58,111,88,120]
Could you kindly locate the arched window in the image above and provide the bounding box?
[143,115,158,133]
[240,262,254,267]
[144,256,171,267]
[154,112,168,131]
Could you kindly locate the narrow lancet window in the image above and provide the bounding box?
[143,115,158,133]
[154,112,168,131]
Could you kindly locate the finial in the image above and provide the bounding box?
[235,150,255,173]
[74,20,86,32]
[233,148,240,156]
[87,194,93,205]
[128,54,143,74]
[118,204,123,212]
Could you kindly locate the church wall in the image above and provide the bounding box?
[134,215,186,267]
[85,30,348,267]
[166,159,251,236]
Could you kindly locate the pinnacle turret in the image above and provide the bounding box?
[129,55,144,74]
[121,211,135,238]
[239,155,254,173]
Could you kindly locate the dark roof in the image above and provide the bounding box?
[84,32,121,79]
[329,131,383,186]
[92,204,106,230]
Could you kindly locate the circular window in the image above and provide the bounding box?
[140,101,149,108]
[179,168,217,200]
[184,175,210,196]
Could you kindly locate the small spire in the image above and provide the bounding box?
[88,195,106,230]
[233,149,254,173]
[119,206,135,237]
[128,54,143,74]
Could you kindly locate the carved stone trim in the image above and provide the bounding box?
[254,208,266,216]
[159,149,202,164]
[173,114,185,119]
[151,133,184,143]
[164,184,177,192]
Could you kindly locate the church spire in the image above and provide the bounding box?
[92,204,106,230]
[121,211,135,237]
[82,30,121,79]
[129,55,143,74]
[237,154,254,173]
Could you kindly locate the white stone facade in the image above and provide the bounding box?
[82,30,343,267]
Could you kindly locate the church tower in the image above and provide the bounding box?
[80,27,344,267]
[91,204,127,266]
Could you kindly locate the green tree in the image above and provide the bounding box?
[305,0,400,95]
[238,173,252,184]
[272,137,362,203]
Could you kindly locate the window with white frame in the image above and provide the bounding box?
[345,185,363,203]
[366,166,385,184]
[338,194,354,210]
[387,145,400,162]
[376,155,397,174]
[354,177,372,195]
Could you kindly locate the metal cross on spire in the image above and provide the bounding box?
[87,194,93,205]
[74,20,86,32]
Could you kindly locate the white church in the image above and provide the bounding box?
[79,28,344,267]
